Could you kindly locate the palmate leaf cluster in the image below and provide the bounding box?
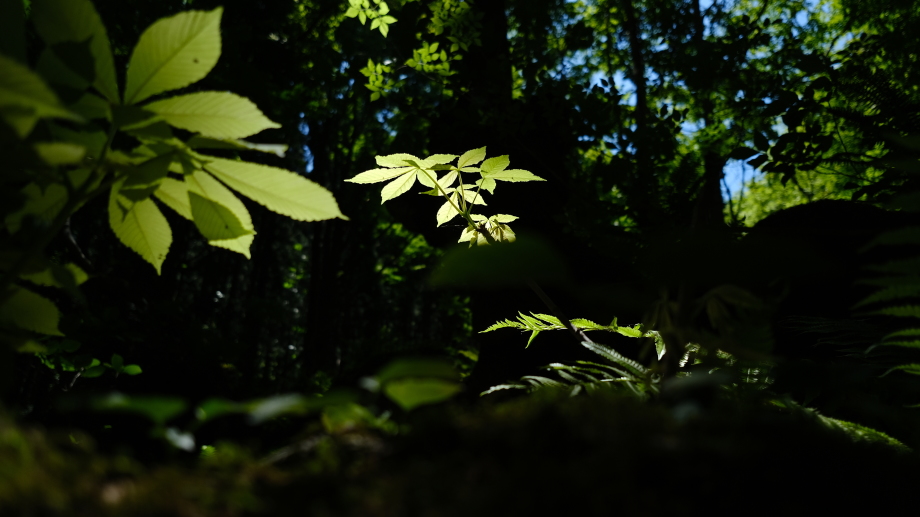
[0,0,345,350]
[345,147,543,244]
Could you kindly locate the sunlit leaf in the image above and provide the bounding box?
[345,166,414,184]
[154,177,193,220]
[186,170,255,257]
[109,180,172,274]
[480,155,510,174]
[124,8,223,104]
[204,156,347,221]
[380,173,418,203]
[482,168,545,182]
[458,147,486,168]
[376,153,418,167]
[144,91,281,139]
[186,135,287,157]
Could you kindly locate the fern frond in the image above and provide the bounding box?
[520,375,567,389]
[855,285,920,307]
[862,226,920,250]
[882,363,920,376]
[580,341,648,377]
[868,305,920,318]
[868,256,920,274]
[479,384,528,396]
[878,340,920,349]
[882,328,920,341]
[572,360,633,379]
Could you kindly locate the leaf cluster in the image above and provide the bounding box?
[1,0,345,353]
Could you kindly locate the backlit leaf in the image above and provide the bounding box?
[480,155,510,174]
[0,286,64,336]
[458,147,486,168]
[144,91,281,139]
[204,156,347,221]
[345,166,414,184]
[124,8,223,104]
[154,177,193,220]
[186,135,287,157]
[482,168,545,182]
[186,170,255,257]
[109,180,172,274]
[376,153,418,167]
[33,142,86,166]
[383,378,463,411]
[380,173,417,203]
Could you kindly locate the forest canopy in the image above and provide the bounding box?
[2,0,920,514]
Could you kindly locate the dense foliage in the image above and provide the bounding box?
[2,0,920,514]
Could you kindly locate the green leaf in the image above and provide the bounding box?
[0,53,81,136]
[144,92,281,139]
[376,153,419,167]
[0,285,64,336]
[186,135,287,157]
[482,168,545,182]
[425,154,458,164]
[123,153,173,195]
[458,147,486,168]
[383,378,463,411]
[33,142,86,166]
[111,354,124,369]
[380,173,418,203]
[91,393,186,426]
[203,156,348,221]
[109,180,172,274]
[82,365,106,378]
[124,8,223,104]
[5,170,95,234]
[154,177,193,219]
[122,364,143,375]
[20,263,89,288]
[870,306,920,318]
[480,155,510,174]
[186,170,255,258]
[346,166,414,184]
[31,0,119,102]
